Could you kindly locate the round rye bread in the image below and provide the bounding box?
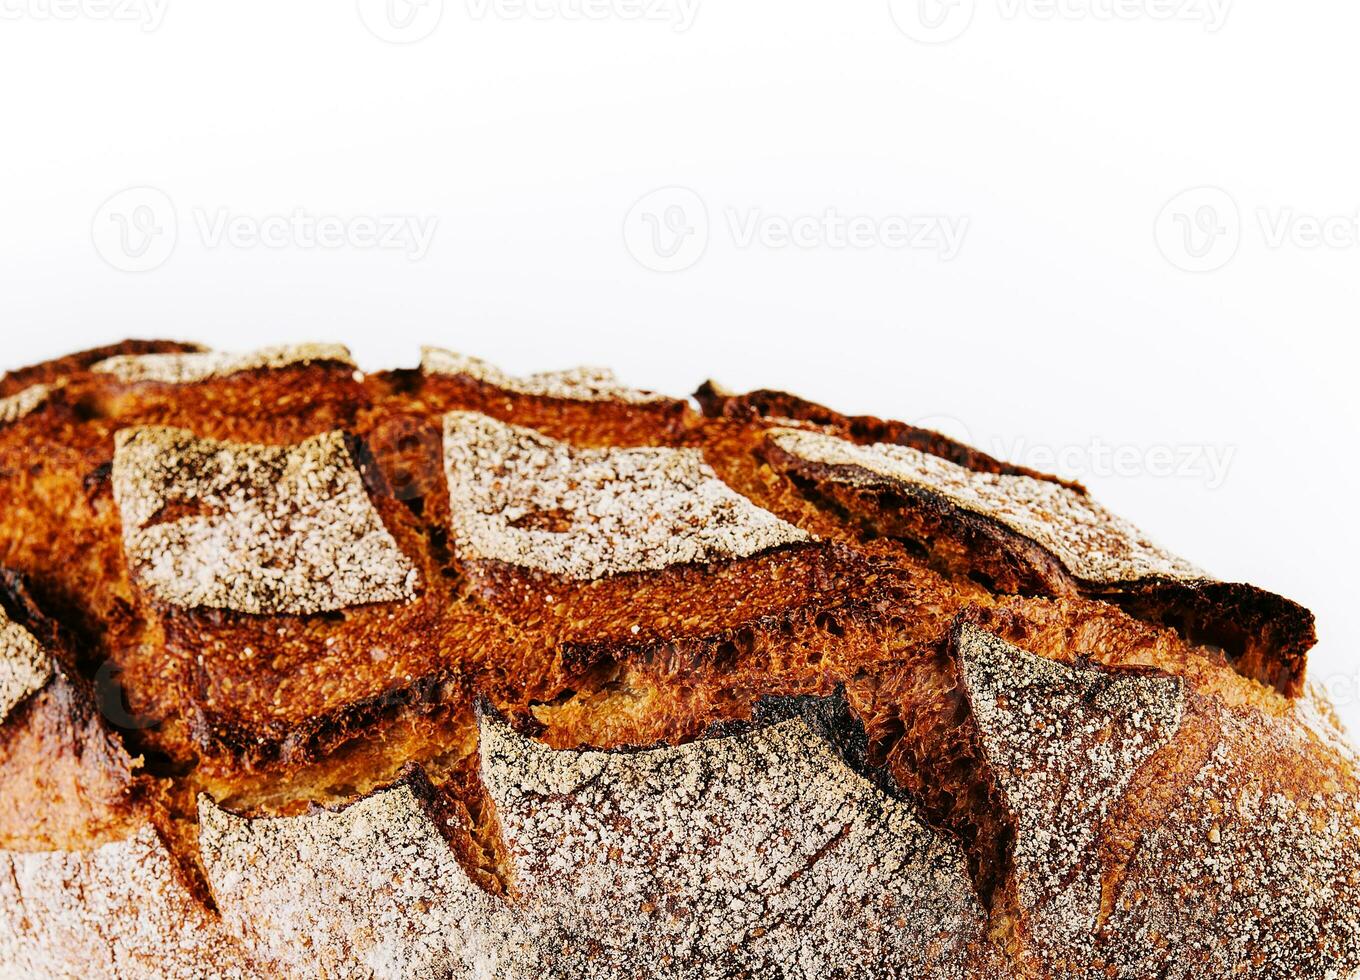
[0,341,1357,979]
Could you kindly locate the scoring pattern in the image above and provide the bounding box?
[769,426,1203,585]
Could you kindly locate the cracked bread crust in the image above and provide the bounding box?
[197,706,997,979]
[767,427,1205,584]
[762,422,1316,695]
[0,572,258,978]
[0,340,1357,979]
[91,344,356,386]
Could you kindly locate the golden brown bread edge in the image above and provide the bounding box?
[0,340,1354,979]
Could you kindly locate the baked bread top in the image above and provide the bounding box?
[0,340,1355,980]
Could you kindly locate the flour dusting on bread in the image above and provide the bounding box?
[443,410,810,578]
[769,427,1203,584]
[1107,710,1360,979]
[199,783,496,978]
[0,607,51,724]
[0,825,261,979]
[92,344,355,385]
[112,426,417,614]
[0,384,50,426]
[957,625,1185,962]
[479,710,996,978]
[198,710,1001,979]
[422,347,668,404]
[0,340,1356,980]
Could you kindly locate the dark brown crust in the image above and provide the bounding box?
[416,371,692,447]
[694,381,1084,489]
[0,572,145,852]
[1104,579,1315,696]
[0,340,204,398]
[761,423,1315,696]
[88,360,371,445]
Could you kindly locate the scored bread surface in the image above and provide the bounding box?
[0,340,1356,980]
[767,427,1205,584]
[441,411,810,578]
[0,606,52,723]
[113,426,419,615]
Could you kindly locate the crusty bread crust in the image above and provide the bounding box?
[0,341,1356,979]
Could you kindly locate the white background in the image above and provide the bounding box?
[1,0,1356,732]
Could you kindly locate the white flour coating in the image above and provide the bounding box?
[195,713,998,979]
[0,383,51,425]
[442,411,811,579]
[769,427,1204,585]
[0,605,52,724]
[198,785,500,979]
[1296,683,1360,772]
[957,625,1185,964]
[422,347,671,404]
[479,711,996,979]
[112,426,418,615]
[1106,709,1360,979]
[0,825,262,980]
[91,344,355,385]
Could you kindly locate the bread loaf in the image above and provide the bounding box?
[0,341,1356,979]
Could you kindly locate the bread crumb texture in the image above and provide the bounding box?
[91,343,355,385]
[112,426,418,614]
[442,410,810,578]
[769,426,1204,584]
